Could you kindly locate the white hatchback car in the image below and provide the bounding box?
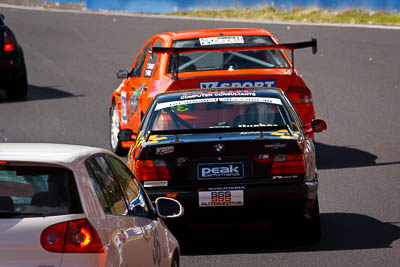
[0,143,183,266]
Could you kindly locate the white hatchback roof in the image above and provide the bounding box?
[0,143,109,166]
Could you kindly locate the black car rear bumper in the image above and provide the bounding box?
[0,51,25,85]
[146,179,318,225]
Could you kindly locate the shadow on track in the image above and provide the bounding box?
[0,84,84,102]
[315,142,400,169]
[177,213,400,256]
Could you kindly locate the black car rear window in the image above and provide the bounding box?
[149,96,293,131]
[0,165,83,217]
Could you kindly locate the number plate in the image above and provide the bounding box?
[199,190,244,207]
[197,162,244,179]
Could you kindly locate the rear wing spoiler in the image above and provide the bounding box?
[145,125,293,142]
[151,38,317,78]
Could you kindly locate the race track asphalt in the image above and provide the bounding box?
[1,5,400,267]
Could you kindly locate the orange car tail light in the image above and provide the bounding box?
[135,159,171,181]
[286,86,312,104]
[41,219,104,253]
[3,31,15,52]
[271,154,306,176]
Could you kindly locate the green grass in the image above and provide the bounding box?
[167,7,400,26]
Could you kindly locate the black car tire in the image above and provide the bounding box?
[302,197,321,243]
[110,102,128,156]
[6,66,28,101]
[171,254,179,267]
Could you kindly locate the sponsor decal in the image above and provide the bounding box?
[144,69,152,77]
[155,146,174,155]
[181,89,256,99]
[146,63,155,70]
[272,175,299,180]
[155,97,282,111]
[207,186,245,191]
[199,36,244,46]
[121,91,127,124]
[198,162,244,179]
[258,154,270,160]
[265,143,287,149]
[199,79,276,89]
[238,123,279,128]
[199,190,244,207]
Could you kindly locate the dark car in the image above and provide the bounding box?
[122,87,326,241]
[0,13,27,100]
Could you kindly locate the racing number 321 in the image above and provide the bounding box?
[211,191,231,202]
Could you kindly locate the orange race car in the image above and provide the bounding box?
[110,28,317,155]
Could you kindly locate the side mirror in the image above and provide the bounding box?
[116,70,130,79]
[304,119,327,135]
[118,129,136,142]
[154,197,184,219]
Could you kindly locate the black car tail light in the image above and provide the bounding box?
[135,159,171,181]
[3,31,15,52]
[270,154,306,176]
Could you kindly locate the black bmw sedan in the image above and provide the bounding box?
[122,87,327,242]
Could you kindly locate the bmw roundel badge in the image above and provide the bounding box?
[214,143,225,154]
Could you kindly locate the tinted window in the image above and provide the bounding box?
[86,156,128,215]
[281,93,304,133]
[132,40,153,77]
[149,97,292,130]
[0,166,82,217]
[168,36,290,73]
[106,156,150,217]
[144,40,162,78]
[86,162,112,214]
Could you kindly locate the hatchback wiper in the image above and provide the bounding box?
[0,211,45,217]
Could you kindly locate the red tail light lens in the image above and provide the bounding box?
[40,221,67,253]
[41,219,104,253]
[3,31,15,52]
[135,159,171,181]
[271,154,306,176]
[286,86,312,104]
